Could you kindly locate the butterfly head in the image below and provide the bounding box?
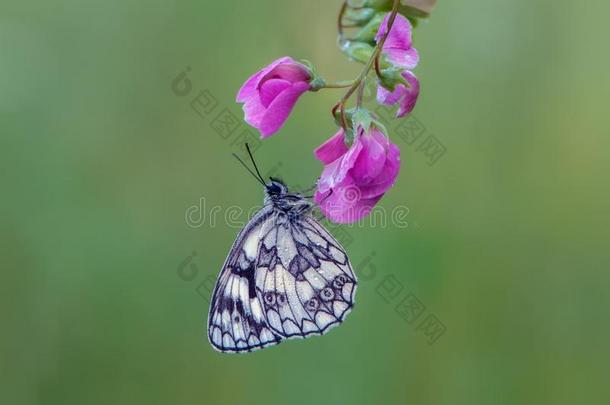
[265,177,312,215]
[266,177,289,196]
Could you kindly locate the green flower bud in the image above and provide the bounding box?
[352,13,385,43]
[343,7,377,26]
[339,40,375,64]
[365,0,392,9]
[353,1,435,26]
[347,0,368,7]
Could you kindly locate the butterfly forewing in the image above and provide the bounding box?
[207,197,357,353]
[207,207,281,353]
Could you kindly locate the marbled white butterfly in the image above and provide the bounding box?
[207,146,357,353]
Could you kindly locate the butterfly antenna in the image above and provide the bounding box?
[232,152,266,186]
[245,143,266,185]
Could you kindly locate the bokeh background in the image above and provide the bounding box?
[2,0,609,404]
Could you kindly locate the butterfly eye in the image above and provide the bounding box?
[267,183,281,195]
[264,292,276,305]
[332,275,347,289]
[306,298,319,312]
[320,287,335,301]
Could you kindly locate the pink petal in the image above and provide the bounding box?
[376,13,413,51]
[377,83,403,106]
[242,95,266,128]
[350,131,387,184]
[317,158,341,194]
[375,13,419,70]
[340,195,384,223]
[236,57,294,102]
[335,135,364,183]
[237,70,264,102]
[314,130,348,165]
[385,47,419,70]
[262,62,311,83]
[360,143,401,199]
[370,127,390,150]
[396,71,420,117]
[317,138,364,193]
[376,71,420,118]
[315,179,383,224]
[259,81,310,138]
[259,79,292,107]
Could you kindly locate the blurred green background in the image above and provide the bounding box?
[2,0,609,404]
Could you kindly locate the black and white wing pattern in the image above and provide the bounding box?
[207,207,357,353]
[207,206,282,353]
[255,215,357,340]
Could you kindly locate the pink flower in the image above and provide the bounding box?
[376,14,420,117]
[377,70,420,117]
[314,127,401,224]
[237,57,312,138]
[376,13,419,70]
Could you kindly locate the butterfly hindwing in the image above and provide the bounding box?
[255,215,357,339]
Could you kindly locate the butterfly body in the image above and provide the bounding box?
[207,179,357,353]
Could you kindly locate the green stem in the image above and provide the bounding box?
[334,0,401,129]
[356,79,366,107]
[321,80,356,89]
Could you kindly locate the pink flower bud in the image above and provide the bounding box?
[237,57,312,138]
[377,70,420,117]
[376,13,420,117]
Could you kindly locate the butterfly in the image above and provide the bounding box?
[207,146,357,353]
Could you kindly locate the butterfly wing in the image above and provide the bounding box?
[255,215,357,340]
[208,205,357,353]
[207,206,282,353]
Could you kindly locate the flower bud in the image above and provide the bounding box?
[339,40,375,64]
[343,7,377,26]
[362,0,437,14]
[352,13,385,43]
[236,57,313,138]
[364,0,392,9]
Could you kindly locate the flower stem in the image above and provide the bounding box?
[334,0,401,129]
[321,80,356,89]
[337,1,348,38]
[356,79,366,107]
